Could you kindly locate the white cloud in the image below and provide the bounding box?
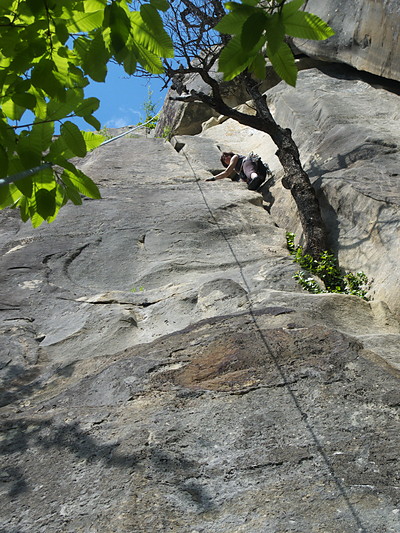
[105,117,130,128]
[104,108,142,128]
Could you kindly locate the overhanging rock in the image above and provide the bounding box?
[294,0,400,82]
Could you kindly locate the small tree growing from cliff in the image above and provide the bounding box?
[156,0,334,258]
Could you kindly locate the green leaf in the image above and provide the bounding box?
[66,9,104,32]
[16,131,42,169]
[283,10,335,40]
[0,144,8,178]
[34,165,56,189]
[2,98,25,120]
[75,34,109,82]
[249,52,266,79]
[123,51,137,75]
[53,51,72,84]
[35,187,56,219]
[15,176,33,197]
[265,13,285,54]
[0,121,18,151]
[282,0,305,15]
[267,41,297,86]
[31,59,66,99]
[10,46,37,72]
[104,2,131,54]
[60,121,87,157]
[29,121,54,152]
[150,0,170,12]
[140,4,164,32]
[46,136,75,161]
[32,88,48,119]
[29,210,45,228]
[46,184,67,223]
[131,41,163,74]
[58,171,83,205]
[61,167,101,199]
[130,11,174,58]
[75,97,100,117]
[26,0,45,16]
[13,77,31,94]
[215,10,250,35]
[83,114,101,131]
[19,197,31,223]
[82,131,105,151]
[46,100,74,121]
[11,92,37,110]
[241,12,267,52]
[219,34,259,81]
[0,183,20,209]
[0,0,18,14]
[84,0,107,12]
[54,22,69,44]
[0,26,19,57]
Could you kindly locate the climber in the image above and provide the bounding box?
[205,151,269,191]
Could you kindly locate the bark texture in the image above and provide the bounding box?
[244,75,328,257]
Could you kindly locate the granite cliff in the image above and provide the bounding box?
[1,1,400,531]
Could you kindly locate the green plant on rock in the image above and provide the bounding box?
[130,286,144,293]
[139,86,159,130]
[161,125,172,140]
[98,127,114,141]
[286,232,371,300]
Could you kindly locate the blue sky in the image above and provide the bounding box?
[79,62,168,131]
[17,63,168,135]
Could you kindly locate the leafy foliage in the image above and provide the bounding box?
[286,233,371,300]
[0,0,173,226]
[216,0,335,86]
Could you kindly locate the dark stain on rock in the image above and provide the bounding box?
[152,324,364,394]
[171,336,263,392]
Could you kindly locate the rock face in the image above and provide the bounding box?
[1,120,400,531]
[2,12,400,530]
[294,0,400,83]
[267,67,400,316]
[154,69,251,138]
[201,66,400,316]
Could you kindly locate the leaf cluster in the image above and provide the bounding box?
[286,233,371,300]
[216,0,334,86]
[0,0,173,226]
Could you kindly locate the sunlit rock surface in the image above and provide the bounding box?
[202,67,400,316]
[294,0,400,83]
[1,71,400,531]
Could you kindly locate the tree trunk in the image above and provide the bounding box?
[274,126,328,257]
[243,75,328,257]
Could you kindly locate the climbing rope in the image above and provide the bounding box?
[182,149,367,533]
